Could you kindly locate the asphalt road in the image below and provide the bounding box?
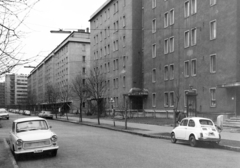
[1,113,240,168]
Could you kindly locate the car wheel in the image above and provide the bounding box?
[51,149,58,157]
[171,132,177,143]
[189,135,197,147]
[7,117,9,120]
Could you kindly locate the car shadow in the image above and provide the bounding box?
[175,140,219,149]
[17,152,55,161]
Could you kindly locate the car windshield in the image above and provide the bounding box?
[0,109,6,113]
[199,119,213,126]
[16,120,48,133]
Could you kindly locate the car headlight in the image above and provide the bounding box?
[16,139,23,146]
[51,135,58,142]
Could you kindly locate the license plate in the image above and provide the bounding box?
[34,149,43,153]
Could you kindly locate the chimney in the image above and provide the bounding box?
[86,27,89,33]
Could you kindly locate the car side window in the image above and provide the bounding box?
[188,119,195,127]
[180,119,188,126]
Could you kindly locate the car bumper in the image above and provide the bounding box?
[198,137,220,142]
[15,146,59,154]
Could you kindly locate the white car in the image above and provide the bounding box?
[0,108,9,120]
[171,117,221,147]
[23,110,31,116]
[9,117,59,160]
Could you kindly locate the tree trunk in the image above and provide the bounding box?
[97,99,100,125]
[79,102,82,122]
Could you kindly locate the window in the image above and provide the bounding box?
[122,35,126,48]
[152,93,156,107]
[123,76,126,88]
[169,37,174,53]
[164,92,169,107]
[164,12,169,28]
[210,54,216,73]
[184,1,190,18]
[180,119,188,126]
[170,92,174,107]
[152,44,156,58]
[123,56,126,68]
[210,20,216,40]
[191,28,197,46]
[82,67,86,75]
[169,64,174,80]
[184,61,190,77]
[152,0,156,8]
[210,88,216,107]
[191,59,197,76]
[184,31,190,48]
[164,65,168,80]
[123,15,126,27]
[169,9,174,25]
[164,38,169,54]
[82,56,86,62]
[191,0,197,14]
[210,0,216,6]
[188,119,195,127]
[152,19,156,33]
[152,69,156,82]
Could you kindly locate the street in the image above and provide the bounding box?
[1,113,240,168]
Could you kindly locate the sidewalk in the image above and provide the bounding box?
[56,115,240,152]
[0,139,18,168]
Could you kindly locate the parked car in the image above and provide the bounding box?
[9,117,59,160]
[171,117,221,147]
[0,108,9,120]
[19,110,24,115]
[23,110,31,116]
[38,111,54,119]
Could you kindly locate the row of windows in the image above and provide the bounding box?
[152,88,216,108]
[93,36,126,60]
[152,55,216,82]
[152,20,216,57]
[93,0,126,29]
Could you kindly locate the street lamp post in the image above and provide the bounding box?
[110,98,115,127]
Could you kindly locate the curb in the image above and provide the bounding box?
[3,138,19,168]
[55,118,240,152]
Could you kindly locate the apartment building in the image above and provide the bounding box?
[142,0,240,119]
[89,0,144,109]
[0,82,5,108]
[5,74,28,108]
[28,30,91,112]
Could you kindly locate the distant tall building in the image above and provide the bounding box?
[89,0,144,109]
[0,82,5,108]
[5,74,28,107]
[28,30,91,112]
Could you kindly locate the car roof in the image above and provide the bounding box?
[184,117,213,121]
[14,117,46,123]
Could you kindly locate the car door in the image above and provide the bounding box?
[185,119,196,140]
[175,119,188,139]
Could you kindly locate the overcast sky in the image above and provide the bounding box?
[10,0,106,77]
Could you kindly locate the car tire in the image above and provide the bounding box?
[189,135,197,147]
[51,149,57,157]
[171,132,177,143]
[7,117,9,120]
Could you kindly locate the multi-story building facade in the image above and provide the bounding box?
[0,82,5,108]
[89,0,144,109]
[28,30,91,112]
[5,74,28,108]
[142,0,240,119]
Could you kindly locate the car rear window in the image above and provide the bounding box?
[199,119,213,126]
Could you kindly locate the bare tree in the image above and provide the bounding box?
[45,84,59,117]
[0,0,39,76]
[85,67,107,125]
[58,84,71,120]
[70,74,88,122]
